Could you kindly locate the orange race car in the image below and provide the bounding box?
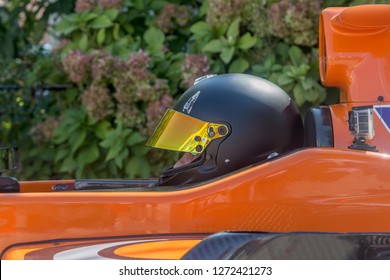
[1,4,390,260]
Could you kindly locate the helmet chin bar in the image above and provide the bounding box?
[158,138,224,186]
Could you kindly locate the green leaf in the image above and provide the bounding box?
[70,130,87,153]
[127,132,145,146]
[59,155,76,173]
[133,0,145,9]
[220,47,235,64]
[63,14,79,23]
[150,0,166,10]
[228,58,249,73]
[237,32,257,50]
[203,39,223,53]
[106,143,123,161]
[289,46,306,66]
[190,21,211,36]
[100,127,122,149]
[95,121,112,139]
[144,27,165,47]
[297,64,310,76]
[122,22,134,34]
[138,159,151,178]
[275,42,290,63]
[79,34,88,51]
[251,64,266,76]
[80,11,99,22]
[87,115,98,126]
[105,9,120,21]
[100,136,114,148]
[271,64,282,72]
[125,156,151,178]
[227,18,240,40]
[97,28,106,45]
[301,77,314,91]
[113,23,120,40]
[53,113,83,144]
[75,166,85,179]
[277,73,294,86]
[121,127,133,139]
[293,83,306,106]
[114,154,122,169]
[53,128,70,144]
[166,60,185,82]
[54,148,69,163]
[264,55,275,70]
[131,145,149,157]
[88,15,113,29]
[55,18,78,35]
[304,88,319,103]
[125,156,138,177]
[78,143,100,165]
[114,148,129,168]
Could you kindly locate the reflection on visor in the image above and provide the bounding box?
[146,109,228,155]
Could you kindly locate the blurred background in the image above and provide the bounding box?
[0,0,387,180]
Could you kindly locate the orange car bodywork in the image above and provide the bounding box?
[1,5,390,260]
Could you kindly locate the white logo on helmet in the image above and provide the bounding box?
[183,91,200,114]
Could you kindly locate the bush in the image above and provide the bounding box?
[0,0,386,179]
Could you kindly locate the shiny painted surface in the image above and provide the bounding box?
[319,6,390,152]
[2,234,205,260]
[19,180,75,193]
[319,5,390,103]
[2,148,390,258]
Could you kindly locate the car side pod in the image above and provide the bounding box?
[182,232,390,260]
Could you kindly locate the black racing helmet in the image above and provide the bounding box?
[147,74,304,186]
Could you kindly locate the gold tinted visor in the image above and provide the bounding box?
[147,109,228,155]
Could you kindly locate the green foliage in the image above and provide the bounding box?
[99,121,151,178]
[0,0,74,59]
[55,8,122,52]
[201,18,257,72]
[0,0,382,180]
